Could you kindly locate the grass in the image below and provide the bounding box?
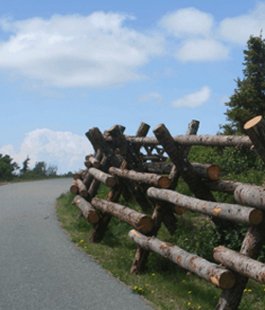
[56,189,265,310]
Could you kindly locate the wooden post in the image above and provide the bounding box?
[153,123,215,201]
[244,115,265,163]
[73,195,100,224]
[214,246,265,284]
[216,218,265,309]
[109,167,171,188]
[147,187,263,225]
[129,230,235,289]
[91,198,154,234]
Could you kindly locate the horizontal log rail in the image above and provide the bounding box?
[214,246,265,284]
[88,167,117,188]
[147,187,263,225]
[105,134,252,147]
[234,184,265,210]
[73,195,100,224]
[91,198,154,234]
[129,230,235,289]
[109,167,171,188]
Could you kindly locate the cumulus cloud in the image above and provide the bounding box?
[219,2,265,44]
[176,39,229,62]
[159,7,229,62]
[0,12,163,87]
[172,86,211,108]
[160,7,214,38]
[0,129,91,173]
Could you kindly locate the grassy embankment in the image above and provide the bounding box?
[56,180,265,310]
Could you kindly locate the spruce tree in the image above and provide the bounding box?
[222,35,265,134]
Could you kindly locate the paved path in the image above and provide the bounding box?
[0,179,153,310]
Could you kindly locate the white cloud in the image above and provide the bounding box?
[159,7,214,38]
[0,13,163,87]
[172,86,211,108]
[139,92,163,103]
[176,39,229,62]
[219,2,265,44]
[0,129,92,173]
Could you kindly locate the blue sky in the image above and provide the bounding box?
[0,0,264,173]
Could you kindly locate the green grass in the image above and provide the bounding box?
[56,190,265,310]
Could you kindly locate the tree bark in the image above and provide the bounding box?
[216,219,265,309]
[206,180,242,193]
[85,154,100,169]
[70,179,88,198]
[73,195,100,224]
[129,230,235,289]
[88,167,117,188]
[109,167,171,188]
[214,246,265,284]
[147,187,263,225]
[91,198,154,234]
[105,134,252,148]
[234,183,265,210]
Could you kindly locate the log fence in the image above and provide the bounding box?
[69,115,265,309]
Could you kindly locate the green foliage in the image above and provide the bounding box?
[0,154,19,181]
[222,35,265,134]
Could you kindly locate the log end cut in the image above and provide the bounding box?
[136,216,154,234]
[244,115,263,130]
[249,208,263,225]
[158,176,171,189]
[207,164,220,181]
[210,270,235,289]
[70,184,78,195]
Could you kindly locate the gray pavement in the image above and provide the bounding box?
[0,179,153,310]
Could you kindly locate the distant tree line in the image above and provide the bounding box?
[0,154,68,181]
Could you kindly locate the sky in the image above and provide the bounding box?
[0,0,264,173]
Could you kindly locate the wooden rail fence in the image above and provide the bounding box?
[69,115,265,310]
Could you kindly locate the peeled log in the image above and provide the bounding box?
[214,246,265,284]
[73,195,100,224]
[147,187,263,225]
[91,198,153,234]
[244,115,265,163]
[129,230,235,289]
[109,167,171,188]
[234,184,265,210]
[88,167,117,187]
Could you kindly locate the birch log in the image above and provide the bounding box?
[91,198,153,234]
[73,195,100,224]
[129,230,235,289]
[214,246,265,284]
[147,187,263,225]
[109,167,171,188]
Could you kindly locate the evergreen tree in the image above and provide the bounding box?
[222,35,265,134]
[21,156,30,175]
[0,154,19,180]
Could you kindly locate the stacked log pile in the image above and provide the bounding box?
[69,115,265,310]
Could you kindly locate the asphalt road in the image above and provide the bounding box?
[0,179,153,310]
